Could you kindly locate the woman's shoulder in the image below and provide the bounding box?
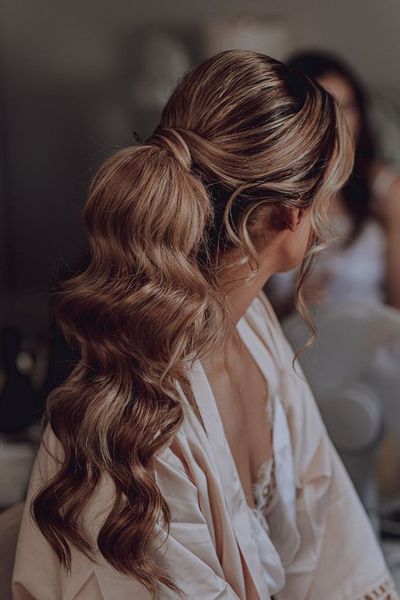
[27,423,64,489]
[33,422,192,494]
[243,291,294,358]
[245,290,281,328]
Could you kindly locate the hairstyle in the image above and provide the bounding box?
[288,50,376,241]
[32,49,353,596]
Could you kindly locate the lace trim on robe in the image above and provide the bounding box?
[252,394,276,515]
[253,456,275,516]
[361,575,399,600]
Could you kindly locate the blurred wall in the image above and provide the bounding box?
[2,0,397,86]
[1,0,399,335]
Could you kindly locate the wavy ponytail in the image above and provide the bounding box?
[33,137,227,594]
[32,49,353,595]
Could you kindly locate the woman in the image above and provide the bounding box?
[269,51,400,315]
[12,50,397,599]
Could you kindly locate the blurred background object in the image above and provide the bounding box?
[202,15,291,59]
[2,0,400,589]
[281,302,400,530]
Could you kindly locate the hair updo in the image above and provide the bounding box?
[149,127,192,171]
[32,49,353,596]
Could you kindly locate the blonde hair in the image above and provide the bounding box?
[32,49,353,595]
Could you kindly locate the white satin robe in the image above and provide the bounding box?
[12,293,398,599]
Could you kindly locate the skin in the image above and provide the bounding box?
[318,72,400,310]
[203,207,311,509]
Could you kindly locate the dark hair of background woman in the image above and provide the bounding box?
[288,51,376,241]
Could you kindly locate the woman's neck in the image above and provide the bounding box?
[203,255,274,375]
[217,256,275,326]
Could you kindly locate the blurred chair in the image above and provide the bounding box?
[282,300,400,530]
[0,436,36,509]
[0,502,24,600]
[0,326,40,433]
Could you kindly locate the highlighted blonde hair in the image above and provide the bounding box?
[33,49,353,595]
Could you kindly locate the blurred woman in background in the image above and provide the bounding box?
[12,50,397,599]
[268,51,400,315]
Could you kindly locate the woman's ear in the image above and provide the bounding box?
[274,206,305,231]
[287,207,305,231]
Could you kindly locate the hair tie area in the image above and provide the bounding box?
[148,127,192,171]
